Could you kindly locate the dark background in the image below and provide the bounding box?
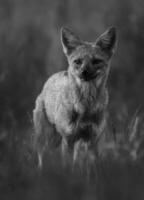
[1,0,144,199]
[0,0,144,129]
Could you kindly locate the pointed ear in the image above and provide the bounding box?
[96,27,117,56]
[61,27,82,55]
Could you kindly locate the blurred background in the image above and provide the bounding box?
[0,0,144,130]
[1,0,144,199]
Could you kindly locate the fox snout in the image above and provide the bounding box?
[79,65,100,81]
[78,61,105,82]
[79,68,96,81]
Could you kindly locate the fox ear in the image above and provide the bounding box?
[96,27,117,56]
[61,27,82,55]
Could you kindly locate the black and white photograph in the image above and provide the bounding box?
[0,0,144,199]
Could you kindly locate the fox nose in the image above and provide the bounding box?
[81,63,89,74]
[81,69,88,77]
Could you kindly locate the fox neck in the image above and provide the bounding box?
[68,72,106,110]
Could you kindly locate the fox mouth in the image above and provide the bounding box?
[79,70,103,81]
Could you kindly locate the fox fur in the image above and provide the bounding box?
[33,27,117,168]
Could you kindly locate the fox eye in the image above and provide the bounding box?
[74,58,83,65]
[91,58,103,65]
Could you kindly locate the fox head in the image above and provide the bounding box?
[61,27,117,85]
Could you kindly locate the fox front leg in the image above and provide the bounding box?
[61,137,69,167]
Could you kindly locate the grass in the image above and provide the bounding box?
[0,113,144,200]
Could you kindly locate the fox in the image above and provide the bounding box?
[33,27,117,169]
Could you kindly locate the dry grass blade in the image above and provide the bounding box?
[128,109,140,143]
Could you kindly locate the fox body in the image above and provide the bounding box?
[33,27,117,168]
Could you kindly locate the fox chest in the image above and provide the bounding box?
[53,87,106,136]
[65,108,105,143]
[54,103,104,137]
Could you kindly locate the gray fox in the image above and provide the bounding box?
[33,27,117,168]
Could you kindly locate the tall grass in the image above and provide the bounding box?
[0,112,144,200]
